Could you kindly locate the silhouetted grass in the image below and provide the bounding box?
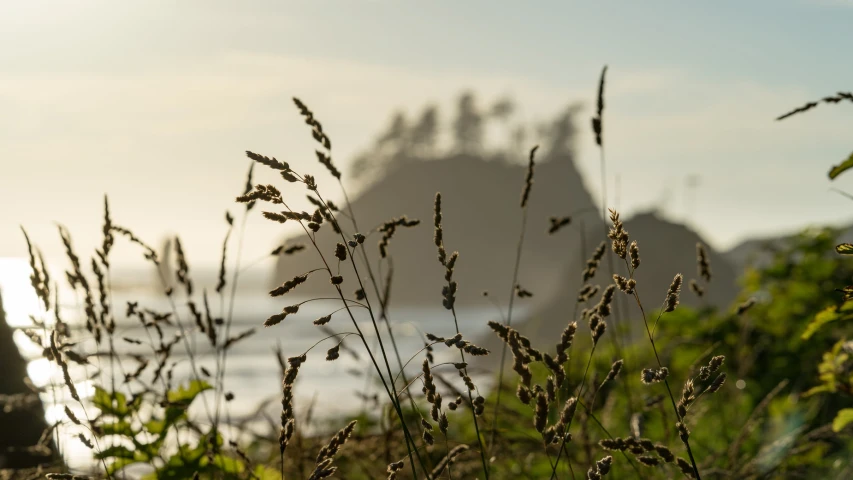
[7,67,853,480]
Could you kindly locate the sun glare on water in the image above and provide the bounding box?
[0,257,44,328]
[1,257,97,469]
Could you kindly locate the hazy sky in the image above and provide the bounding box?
[2,0,853,268]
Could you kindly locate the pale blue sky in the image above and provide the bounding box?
[2,0,852,266]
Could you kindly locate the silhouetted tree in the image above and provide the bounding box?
[490,97,517,154]
[452,91,483,154]
[410,105,439,158]
[377,111,410,155]
[352,111,412,181]
[544,104,581,155]
[349,152,374,181]
[490,97,515,122]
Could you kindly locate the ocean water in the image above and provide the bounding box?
[2,258,522,471]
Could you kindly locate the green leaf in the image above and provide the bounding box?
[131,441,160,462]
[803,384,831,397]
[167,380,212,407]
[802,306,842,339]
[98,421,136,438]
[128,392,144,412]
[92,386,110,407]
[811,340,850,394]
[145,406,185,436]
[150,441,209,480]
[144,419,166,436]
[253,465,283,480]
[836,243,853,255]
[92,386,130,418]
[832,408,853,432]
[829,152,853,180]
[144,380,212,441]
[173,442,207,465]
[106,458,142,476]
[802,301,853,339]
[157,457,204,480]
[95,445,135,460]
[210,454,245,475]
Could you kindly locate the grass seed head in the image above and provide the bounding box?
[520,145,538,208]
[629,240,640,270]
[664,274,683,312]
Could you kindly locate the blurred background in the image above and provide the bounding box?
[3,0,853,266]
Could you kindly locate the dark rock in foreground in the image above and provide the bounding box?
[0,291,56,469]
